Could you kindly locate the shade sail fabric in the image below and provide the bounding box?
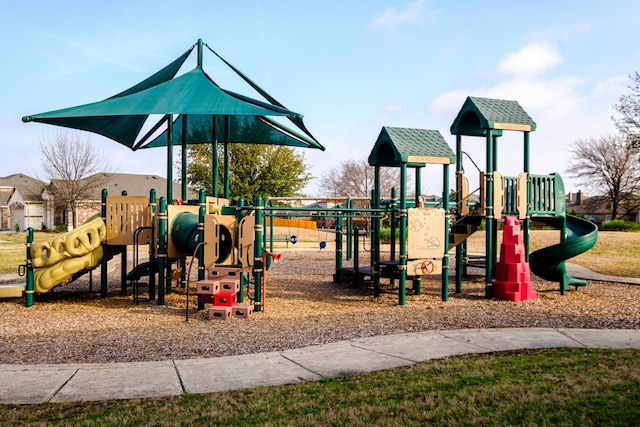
[138,113,324,150]
[23,67,302,147]
[21,48,193,148]
[22,39,323,153]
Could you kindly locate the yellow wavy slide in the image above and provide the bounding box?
[30,218,106,293]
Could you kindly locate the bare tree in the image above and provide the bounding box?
[320,158,405,200]
[566,133,640,219]
[39,131,113,229]
[613,72,640,147]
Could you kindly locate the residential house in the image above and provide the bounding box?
[566,191,640,225]
[0,174,55,231]
[55,173,195,229]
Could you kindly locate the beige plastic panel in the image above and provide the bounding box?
[493,171,504,220]
[456,172,469,216]
[407,208,445,259]
[105,196,151,245]
[237,215,255,268]
[517,172,528,220]
[479,171,485,213]
[406,258,443,276]
[203,214,236,267]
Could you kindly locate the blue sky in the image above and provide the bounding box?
[2,0,639,197]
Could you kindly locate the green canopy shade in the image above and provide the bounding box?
[368,127,455,167]
[23,67,302,148]
[138,113,323,150]
[22,39,323,151]
[450,96,537,137]
[21,47,193,147]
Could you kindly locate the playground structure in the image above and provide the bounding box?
[4,96,599,312]
[7,40,598,310]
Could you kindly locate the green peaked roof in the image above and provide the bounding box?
[450,96,536,136]
[368,127,455,167]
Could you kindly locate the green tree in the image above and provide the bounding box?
[187,143,311,201]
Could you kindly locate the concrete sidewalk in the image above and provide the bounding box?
[1,328,639,405]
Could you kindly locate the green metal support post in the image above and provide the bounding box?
[485,131,494,299]
[211,115,219,197]
[149,189,156,301]
[237,198,246,303]
[198,189,206,282]
[373,167,381,298]
[523,131,531,261]
[166,115,173,204]
[100,189,108,298]
[253,197,264,312]
[157,197,167,305]
[120,190,128,294]
[346,197,352,260]
[223,116,230,199]
[181,116,188,201]
[413,167,422,295]
[398,163,407,306]
[455,134,464,293]
[25,227,34,307]
[442,164,450,301]
[335,205,343,272]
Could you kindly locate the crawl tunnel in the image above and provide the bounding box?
[171,212,233,263]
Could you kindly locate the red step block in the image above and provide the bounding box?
[214,292,236,307]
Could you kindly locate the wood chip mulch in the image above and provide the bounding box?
[1,250,638,365]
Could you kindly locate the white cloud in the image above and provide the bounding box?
[425,40,621,193]
[368,0,432,31]
[497,41,563,77]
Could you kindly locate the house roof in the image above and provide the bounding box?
[368,127,455,167]
[0,174,47,201]
[0,187,12,206]
[84,173,196,200]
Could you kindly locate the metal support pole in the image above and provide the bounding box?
[236,198,245,303]
[198,189,206,283]
[485,131,494,298]
[253,197,264,312]
[346,197,353,260]
[373,167,381,298]
[25,227,34,307]
[157,197,167,305]
[149,189,156,301]
[121,190,128,294]
[442,164,450,301]
[211,116,219,197]
[181,114,188,201]
[335,205,343,272]
[100,189,108,298]
[399,163,407,306]
[523,131,531,261]
[455,134,464,293]
[167,115,173,204]
[223,116,230,199]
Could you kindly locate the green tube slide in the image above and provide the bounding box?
[529,214,598,294]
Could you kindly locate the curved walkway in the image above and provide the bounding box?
[1,328,639,404]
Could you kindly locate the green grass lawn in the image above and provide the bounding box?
[1,348,638,426]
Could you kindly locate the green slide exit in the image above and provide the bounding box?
[529,214,598,294]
